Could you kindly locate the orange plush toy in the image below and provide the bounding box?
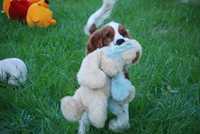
[26,0,56,27]
[2,0,56,27]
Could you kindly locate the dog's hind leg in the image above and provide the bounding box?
[78,112,90,134]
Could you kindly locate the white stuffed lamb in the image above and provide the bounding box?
[0,58,27,86]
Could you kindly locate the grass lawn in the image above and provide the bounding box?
[0,0,200,133]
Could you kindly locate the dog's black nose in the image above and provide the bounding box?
[116,39,125,45]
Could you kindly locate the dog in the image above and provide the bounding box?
[84,0,141,79]
[78,0,142,133]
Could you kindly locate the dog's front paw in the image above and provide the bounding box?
[109,119,130,133]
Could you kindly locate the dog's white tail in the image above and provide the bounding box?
[84,0,117,35]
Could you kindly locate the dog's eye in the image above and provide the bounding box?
[118,25,129,37]
[119,30,129,37]
[105,33,111,37]
[120,32,127,37]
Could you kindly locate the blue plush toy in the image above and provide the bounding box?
[104,43,135,102]
[111,72,133,102]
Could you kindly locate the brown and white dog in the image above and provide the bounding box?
[78,0,142,133]
[84,0,142,77]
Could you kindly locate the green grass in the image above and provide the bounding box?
[0,0,200,133]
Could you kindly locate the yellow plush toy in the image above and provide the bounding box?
[2,0,56,27]
[26,0,56,27]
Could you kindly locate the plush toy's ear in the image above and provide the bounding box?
[2,0,11,17]
[48,19,56,25]
[77,50,107,89]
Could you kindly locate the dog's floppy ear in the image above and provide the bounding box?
[87,30,103,54]
[77,50,107,89]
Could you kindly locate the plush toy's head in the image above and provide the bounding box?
[106,39,142,64]
[100,39,142,77]
[26,0,56,27]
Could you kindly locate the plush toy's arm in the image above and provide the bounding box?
[125,85,135,103]
[77,50,107,89]
[100,47,125,77]
[101,53,122,77]
[48,19,56,25]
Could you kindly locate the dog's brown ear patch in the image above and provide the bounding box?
[87,26,114,54]
[87,30,103,54]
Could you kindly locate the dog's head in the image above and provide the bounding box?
[87,21,142,64]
